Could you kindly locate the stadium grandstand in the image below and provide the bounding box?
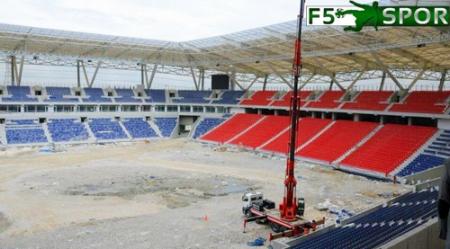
[0,0,450,248]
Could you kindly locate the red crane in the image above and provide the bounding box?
[242,0,324,241]
[279,0,305,222]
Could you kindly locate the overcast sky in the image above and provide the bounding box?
[0,0,349,41]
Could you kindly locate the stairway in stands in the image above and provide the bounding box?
[396,130,450,177]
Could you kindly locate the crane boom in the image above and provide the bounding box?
[279,0,305,221]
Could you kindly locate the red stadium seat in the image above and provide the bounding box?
[200,113,263,143]
[271,91,312,107]
[389,91,450,114]
[306,91,345,109]
[341,91,393,111]
[229,115,290,149]
[240,91,277,106]
[297,120,378,163]
[341,124,436,175]
[262,118,332,154]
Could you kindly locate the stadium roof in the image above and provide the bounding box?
[0,13,450,85]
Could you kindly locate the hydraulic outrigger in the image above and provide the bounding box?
[242,0,325,241]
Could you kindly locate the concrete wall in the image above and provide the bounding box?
[379,219,445,249]
[405,165,445,185]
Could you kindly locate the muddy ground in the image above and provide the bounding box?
[0,139,410,249]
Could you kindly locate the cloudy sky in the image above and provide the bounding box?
[0,0,347,41]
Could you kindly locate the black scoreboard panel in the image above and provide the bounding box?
[211,74,230,90]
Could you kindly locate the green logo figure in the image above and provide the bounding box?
[336,1,382,31]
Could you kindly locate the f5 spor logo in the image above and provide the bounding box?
[307,1,450,32]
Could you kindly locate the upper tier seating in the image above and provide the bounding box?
[306,91,345,109]
[173,90,211,104]
[291,187,438,249]
[240,91,277,106]
[262,118,332,154]
[193,118,225,139]
[229,115,290,149]
[397,130,450,176]
[82,88,111,103]
[389,91,450,114]
[5,119,48,144]
[45,87,79,102]
[114,89,141,103]
[47,119,89,142]
[88,118,128,140]
[212,91,244,104]
[271,91,312,107]
[341,91,393,111]
[200,113,263,143]
[297,121,378,163]
[341,124,436,175]
[154,118,177,137]
[122,118,158,138]
[144,89,166,103]
[2,86,37,102]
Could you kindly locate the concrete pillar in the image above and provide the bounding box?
[354,114,360,122]
[77,60,81,88]
[321,112,326,119]
[332,113,337,121]
[408,117,413,126]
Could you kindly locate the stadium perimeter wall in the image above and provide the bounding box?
[379,218,444,249]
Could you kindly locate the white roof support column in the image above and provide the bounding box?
[81,61,89,87]
[189,65,199,90]
[16,56,24,86]
[406,69,426,92]
[379,71,386,91]
[146,64,158,89]
[244,76,260,91]
[439,70,447,91]
[263,74,268,91]
[9,55,15,86]
[89,61,102,88]
[329,74,345,91]
[267,63,293,89]
[199,69,205,91]
[372,53,405,91]
[346,71,365,92]
[228,73,245,91]
[76,60,81,88]
[140,63,146,87]
[299,74,315,90]
[385,68,406,92]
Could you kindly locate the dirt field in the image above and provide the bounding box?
[0,139,410,249]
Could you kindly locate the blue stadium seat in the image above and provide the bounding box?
[397,130,450,176]
[193,118,225,138]
[82,88,111,102]
[144,89,166,103]
[173,90,211,104]
[88,118,128,140]
[290,187,438,249]
[6,119,48,144]
[45,87,79,102]
[211,91,244,104]
[2,86,37,102]
[154,118,177,137]
[47,119,89,142]
[122,118,158,138]
[114,89,141,103]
